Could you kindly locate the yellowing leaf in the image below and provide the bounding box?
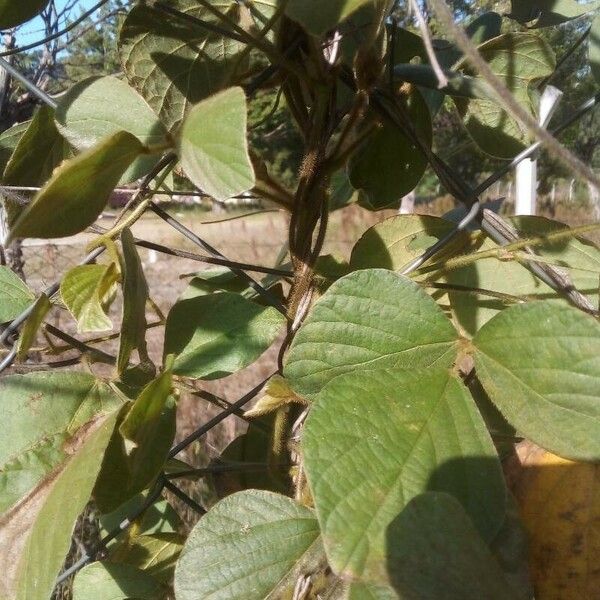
[245,375,307,417]
[511,443,600,600]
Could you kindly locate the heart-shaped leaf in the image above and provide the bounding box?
[285,0,374,37]
[174,490,323,600]
[302,367,506,582]
[473,302,600,461]
[118,0,246,131]
[179,87,255,201]
[0,266,34,323]
[284,269,459,399]
[55,76,170,183]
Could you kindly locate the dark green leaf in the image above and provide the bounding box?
[509,0,600,27]
[0,0,49,28]
[0,120,29,174]
[8,131,143,241]
[285,0,374,36]
[381,492,515,599]
[349,90,431,210]
[118,0,246,131]
[72,562,165,600]
[455,33,555,159]
[164,292,285,379]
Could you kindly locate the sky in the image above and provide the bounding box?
[18,0,98,40]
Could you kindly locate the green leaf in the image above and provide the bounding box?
[179,87,255,201]
[15,410,119,600]
[510,0,600,27]
[16,293,51,360]
[349,214,470,274]
[284,269,459,399]
[455,33,555,159]
[3,106,70,187]
[0,120,30,174]
[95,369,176,512]
[55,76,170,183]
[118,0,246,132]
[174,490,323,600]
[347,582,397,600]
[0,0,49,28]
[164,292,285,379]
[8,131,143,241]
[117,228,153,374]
[380,492,515,599]
[100,495,181,537]
[72,562,165,600]
[109,532,184,583]
[302,368,506,583]
[349,90,431,210]
[285,0,374,36]
[0,372,123,515]
[445,216,600,336]
[0,266,34,322]
[473,302,600,461]
[60,263,119,333]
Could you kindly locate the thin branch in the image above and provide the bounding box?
[163,479,206,515]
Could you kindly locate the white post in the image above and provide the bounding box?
[515,86,563,215]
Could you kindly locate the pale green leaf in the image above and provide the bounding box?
[179,87,255,201]
[0,372,123,515]
[117,228,152,374]
[302,368,506,583]
[15,410,120,600]
[455,33,555,158]
[0,266,34,322]
[284,269,459,399]
[8,131,143,241]
[175,490,323,600]
[3,106,70,187]
[55,76,170,183]
[118,0,246,132]
[164,292,285,379]
[590,14,600,83]
[0,0,49,28]
[473,302,600,461]
[60,263,119,334]
[72,561,165,600]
